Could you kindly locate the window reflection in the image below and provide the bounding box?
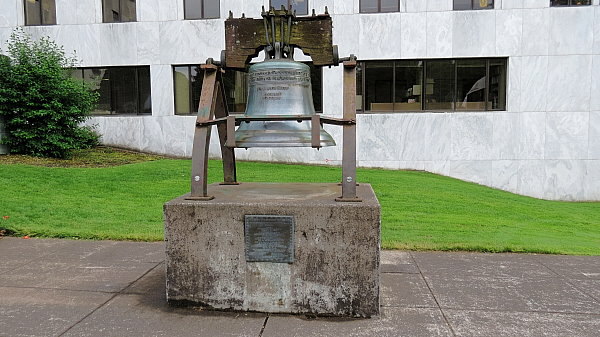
[270,0,308,15]
[395,61,423,111]
[184,0,220,19]
[365,62,394,111]
[550,0,590,6]
[102,0,136,23]
[358,58,507,112]
[425,60,455,111]
[360,0,399,13]
[488,59,507,111]
[456,59,486,111]
[453,0,494,10]
[75,66,151,115]
[24,0,56,25]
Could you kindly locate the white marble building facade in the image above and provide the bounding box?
[0,0,599,200]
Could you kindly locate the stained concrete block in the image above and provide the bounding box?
[164,183,381,317]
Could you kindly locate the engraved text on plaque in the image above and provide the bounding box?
[244,215,295,263]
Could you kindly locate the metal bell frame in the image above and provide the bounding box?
[188,7,360,202]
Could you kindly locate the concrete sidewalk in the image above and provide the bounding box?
[0,237,598,337]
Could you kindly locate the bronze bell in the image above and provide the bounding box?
[235,58,336,148]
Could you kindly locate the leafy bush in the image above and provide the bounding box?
[0,29,99,158]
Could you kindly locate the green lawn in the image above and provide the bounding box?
[1,153,599,255]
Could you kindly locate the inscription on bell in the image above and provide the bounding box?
[249,69,310,84]
[244,215,295,263]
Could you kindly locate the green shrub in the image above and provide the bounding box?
[0,29,99,158]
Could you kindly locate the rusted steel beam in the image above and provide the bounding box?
[311,114,321,148]
[214,78,238,185]
[336,59,361,202]
[189,65,219,200]
[196,115,356,128]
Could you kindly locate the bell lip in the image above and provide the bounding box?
[235,129,337,148]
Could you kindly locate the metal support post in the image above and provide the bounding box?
[214,78,238,185]
[188,65,230,200]
[336,59,361,202]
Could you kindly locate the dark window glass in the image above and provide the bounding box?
[25,0,41,25]
[474,0,494,9]
[190,66,203,112]
[550,0,590,6]
[204,0,220,18]
[111,67,137,114]
[360,0,400,13]
[121,0,136,21]
[488,59,507,111]
[137,66,152,114]
[456,59,486,111]
[364,61,394,111]
[454,0,472,10]
[184,0,202,19]
[359,0,378,13]
[356,63,364,111]
[309,64,323,112]
[454,0,494,10]
[358,58,507,112]
[24,0,56,25]
[102,0,136,23]
[185,0,220,19]
[76,66,151,115]
[173,66,191,114]
[380,0,399,12]
[84,68,112,114]
[222,69,248,113]
[174,62,322,114]
[271,0,288,10]
[270,0,308,15]
[395,61,423,111]
[425,60,455,110]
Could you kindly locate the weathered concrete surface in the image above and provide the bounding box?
[164,183,381,317]
[263,308,453,337]
[1,238,599,337]
[0,287,113,337]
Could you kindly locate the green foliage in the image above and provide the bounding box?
[0,29,99,159]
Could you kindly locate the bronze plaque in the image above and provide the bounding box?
[244,215,294,263]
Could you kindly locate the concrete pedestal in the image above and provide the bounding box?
[164,183,381,317]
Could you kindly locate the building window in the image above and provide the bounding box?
[184,0,220,19]
[550,0,591,6]
[73,66,151,115]
[453,0,494,10]
[357,58,507,112]
[270,0,308,15]
[360,0,400,13]
[174,63,322,115]
[24,0,56,25]
[102,0,136,23]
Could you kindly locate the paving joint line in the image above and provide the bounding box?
[536,260,600,304]
[0,285,121,295]
[409,252,457,337]
[439,307,600,317]
[56,261,163,336]
[258,314,269,337]
[381,304,440,309]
